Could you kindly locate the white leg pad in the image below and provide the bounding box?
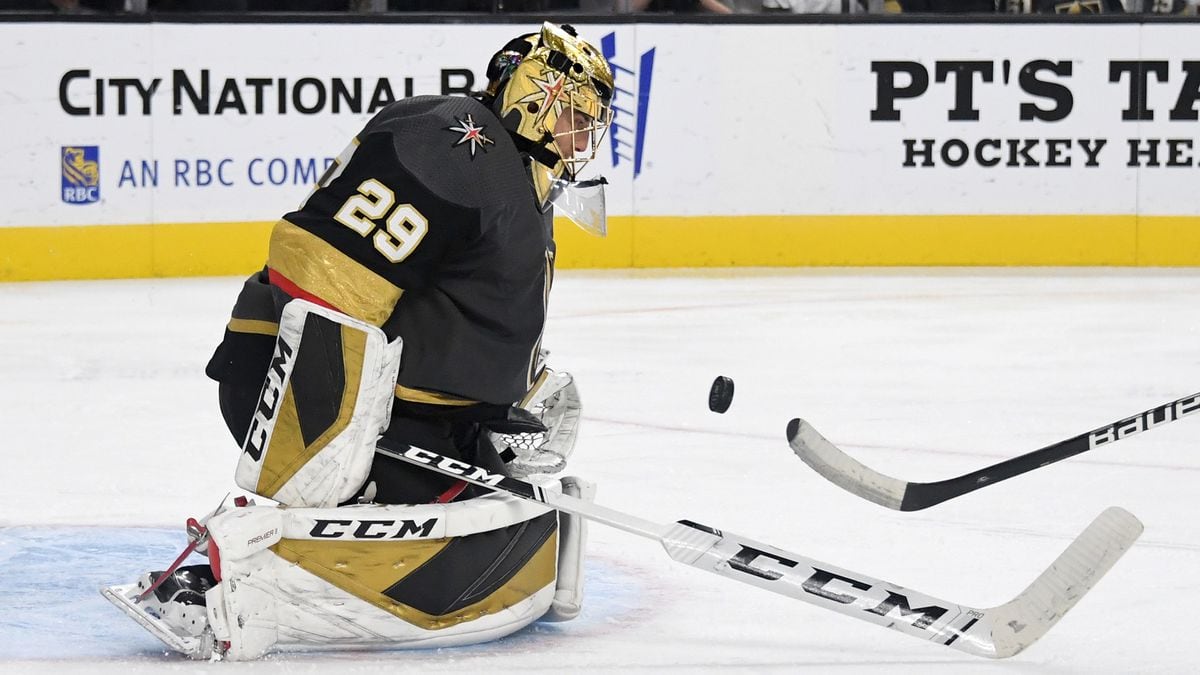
[541,475,595,622]
[234,299,403,507]
[202,485,562,660]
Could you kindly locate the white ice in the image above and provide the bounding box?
[1,268,1197,673]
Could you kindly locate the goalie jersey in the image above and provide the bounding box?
[207,95,555,438]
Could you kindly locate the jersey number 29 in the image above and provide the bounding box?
[334,178,429,264]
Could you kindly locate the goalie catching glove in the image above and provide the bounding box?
[489,368,582,478]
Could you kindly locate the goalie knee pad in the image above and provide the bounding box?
[200,485,564,660]
[235,299,403,507]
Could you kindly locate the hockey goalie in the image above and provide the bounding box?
[104,22,613,661]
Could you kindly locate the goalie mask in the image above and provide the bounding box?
[485,23,615,236]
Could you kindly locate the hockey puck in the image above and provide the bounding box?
[708,376,734,414]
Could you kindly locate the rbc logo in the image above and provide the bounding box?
[61,146,100,204]
[601,33,655,178]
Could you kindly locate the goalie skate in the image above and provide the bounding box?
[102,571,217,660]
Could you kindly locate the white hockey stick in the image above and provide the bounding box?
[376,439,1142,659]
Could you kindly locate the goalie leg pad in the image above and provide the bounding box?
[201,485,562,660]
[235,298,403,507]
[541,475,595,622]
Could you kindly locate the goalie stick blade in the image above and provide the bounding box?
[984,506,1142,658]
[101,583,214,659]
[787,418,908,510]
[662,508,1141,659]
[379,439,1141,659]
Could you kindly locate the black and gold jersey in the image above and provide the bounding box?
[211,95,554,410]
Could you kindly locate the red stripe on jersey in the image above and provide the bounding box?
[267,268,340,312]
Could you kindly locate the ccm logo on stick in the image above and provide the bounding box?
[1089,395,1200,449]
[401,447,507,486]
[729,545,950,631]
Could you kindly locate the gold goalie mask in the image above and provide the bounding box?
[485,23,615,236]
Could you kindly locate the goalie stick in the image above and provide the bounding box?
[789,391,1200,511]
[375,438,1142,659]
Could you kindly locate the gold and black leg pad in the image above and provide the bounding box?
[235,299,403,507]
[200,485,566,660]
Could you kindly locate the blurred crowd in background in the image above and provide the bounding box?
[1,0,1197,15]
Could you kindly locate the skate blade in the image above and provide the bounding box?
[101,582,213,660]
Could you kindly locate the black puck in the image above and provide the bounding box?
[708,376,734,414]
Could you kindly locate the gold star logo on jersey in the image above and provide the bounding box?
[447,114,495,159]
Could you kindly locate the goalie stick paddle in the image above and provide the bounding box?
[788,391,1200,511]
[376,439,1142,659]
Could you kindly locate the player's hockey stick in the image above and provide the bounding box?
[375,439,1141,659]
[789,391,1200,511]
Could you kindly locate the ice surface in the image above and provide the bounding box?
[2,269,1197,673]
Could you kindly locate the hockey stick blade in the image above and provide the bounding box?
[788,391,1200,511]
[788,418,909,510]
[376,439,1141,658]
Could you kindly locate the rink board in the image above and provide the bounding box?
[2,20,1199,279]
